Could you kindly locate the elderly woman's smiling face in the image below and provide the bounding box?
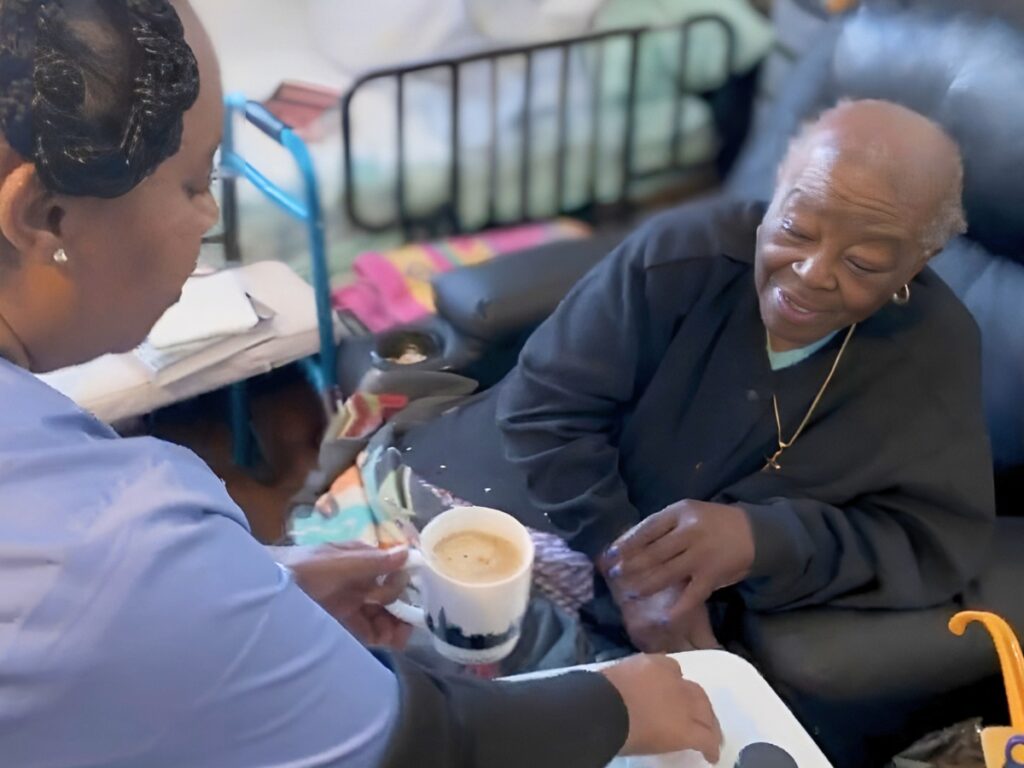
[754,153,925,350]
[753,103,963,352]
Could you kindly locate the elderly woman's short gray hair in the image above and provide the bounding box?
[779,101,968,254]
[921,157,968,251]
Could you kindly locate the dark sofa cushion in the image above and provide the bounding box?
[731,3,1024,263]
[430,229,629,343]
[932,239,1024,469]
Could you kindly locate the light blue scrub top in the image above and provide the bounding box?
[0,358,397,767]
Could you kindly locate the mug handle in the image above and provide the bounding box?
[1007,734,1024,768]
[384,548,428,629]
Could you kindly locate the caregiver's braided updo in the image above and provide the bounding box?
[0,0,199,198]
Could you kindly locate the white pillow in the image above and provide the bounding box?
[191,0,343,97]
[306,0,477,74]
[468,0,606,43]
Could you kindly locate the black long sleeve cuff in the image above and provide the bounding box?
[374,651,628,768]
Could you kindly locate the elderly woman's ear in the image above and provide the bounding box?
[0,159,63,265]
[896,248,937,292]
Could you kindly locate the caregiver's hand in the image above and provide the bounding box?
[603,500,755,614]
[601,654,722,761]
[279,543,414,649]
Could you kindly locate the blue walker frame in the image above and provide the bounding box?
[218,93,337,465]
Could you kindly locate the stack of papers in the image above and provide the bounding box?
[36,260,329,425]
[134,270,276,385]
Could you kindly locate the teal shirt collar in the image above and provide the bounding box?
[767,331,838,371]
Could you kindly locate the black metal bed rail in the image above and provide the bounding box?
[340,16,735,240]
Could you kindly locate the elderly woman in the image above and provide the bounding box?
[400,99,996,653]
[0,2,724,767]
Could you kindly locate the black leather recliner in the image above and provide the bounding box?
[718,5,1024,765]
[337,4,1024,764]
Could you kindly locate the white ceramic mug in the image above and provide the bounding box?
[386,506,534,665]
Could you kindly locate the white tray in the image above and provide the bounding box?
[511,650,833,768]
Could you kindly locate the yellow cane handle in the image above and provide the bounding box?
[950,611,1024,730]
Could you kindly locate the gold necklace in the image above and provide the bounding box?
[763,323,857,471]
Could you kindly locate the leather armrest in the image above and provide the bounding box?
[741,603,994,703]
[737,518,1024,767]
[741,518,1024,703]
[431,230,628,343]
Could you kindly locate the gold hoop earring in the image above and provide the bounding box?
[892,284,910,305]
[53,248,68,265]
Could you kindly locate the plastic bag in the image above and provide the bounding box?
[888,719,985,768]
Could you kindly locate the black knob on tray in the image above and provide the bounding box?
[734,742,798,768]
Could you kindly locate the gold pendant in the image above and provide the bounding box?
[763,449,784,472]
[763,323,857,476]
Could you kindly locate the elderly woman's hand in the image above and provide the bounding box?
[616,586,720,654]
[601,500,755,616]
[279,543,414,649]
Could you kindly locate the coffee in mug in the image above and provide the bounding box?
[385,506,534,664]
[431,530,523,583]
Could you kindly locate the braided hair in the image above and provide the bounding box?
[0,0,199,198]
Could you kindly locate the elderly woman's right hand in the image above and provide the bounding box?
[600,654,722,761]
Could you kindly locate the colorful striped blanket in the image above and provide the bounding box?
[331,219,590,332]
[288,391,594,617]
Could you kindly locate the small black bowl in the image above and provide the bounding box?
[370,329,444,370]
